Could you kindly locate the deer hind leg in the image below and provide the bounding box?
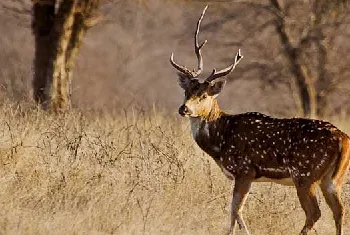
[296,183,321,235]
[320,178,344,235]
[319,138,350,235]
[228,178,252,235]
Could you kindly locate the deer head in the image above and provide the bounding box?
[170,6,243,119]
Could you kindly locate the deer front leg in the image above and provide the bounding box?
[296,183,321,235]
[228,177,252,235]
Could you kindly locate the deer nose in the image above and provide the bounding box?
[179,105,190,116]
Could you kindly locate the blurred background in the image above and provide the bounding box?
[1,0,350,117]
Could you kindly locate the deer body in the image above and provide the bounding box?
[191,111,345,187]
[170,6,350,235]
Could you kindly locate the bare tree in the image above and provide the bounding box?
[269,0,350,117]
[32,0,103,112]
[190,0,350,117]
[2,0,103,112]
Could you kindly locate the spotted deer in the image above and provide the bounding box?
[170,6,350,235]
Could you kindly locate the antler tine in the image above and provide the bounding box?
[206,49,243,83]
[170,53,195,78]
[193,5,208,77]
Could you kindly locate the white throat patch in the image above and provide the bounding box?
[190,118,209,139]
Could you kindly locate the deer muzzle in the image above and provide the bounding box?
[179,104,191,116]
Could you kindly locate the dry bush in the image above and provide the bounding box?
[0,101,350,235]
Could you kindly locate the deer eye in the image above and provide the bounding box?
[200,93,207,100]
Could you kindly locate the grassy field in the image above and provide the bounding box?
[0,101,350,235]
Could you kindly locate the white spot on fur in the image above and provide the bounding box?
[212,146,220,152]
[221,167,234,179]
[326,182,337,193]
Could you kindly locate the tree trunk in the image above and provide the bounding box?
[65,13,88,103]
[32,1,56,104]
[45,0,77,112]
[31,0,91,113]
[297,64,317,118]
[271,0,317,118]
[273,23,317,117]
[315,36,329,117]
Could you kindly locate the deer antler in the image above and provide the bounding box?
[170,5,208,78]
[206,49,243,83]
[170,6,243,81]
[193,5,208,77]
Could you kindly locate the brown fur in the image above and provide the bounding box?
[333,136,350,188]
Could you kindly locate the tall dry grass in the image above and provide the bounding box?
[0,100,350,235]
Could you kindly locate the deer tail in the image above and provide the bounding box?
[332,135,350,187]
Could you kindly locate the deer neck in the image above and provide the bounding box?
[189,100,224,155]
[200,99,223,122]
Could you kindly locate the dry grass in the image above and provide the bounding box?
[0,101,350,235]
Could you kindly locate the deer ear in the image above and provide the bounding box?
[208,80,226,96]
[178,73,192,90]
